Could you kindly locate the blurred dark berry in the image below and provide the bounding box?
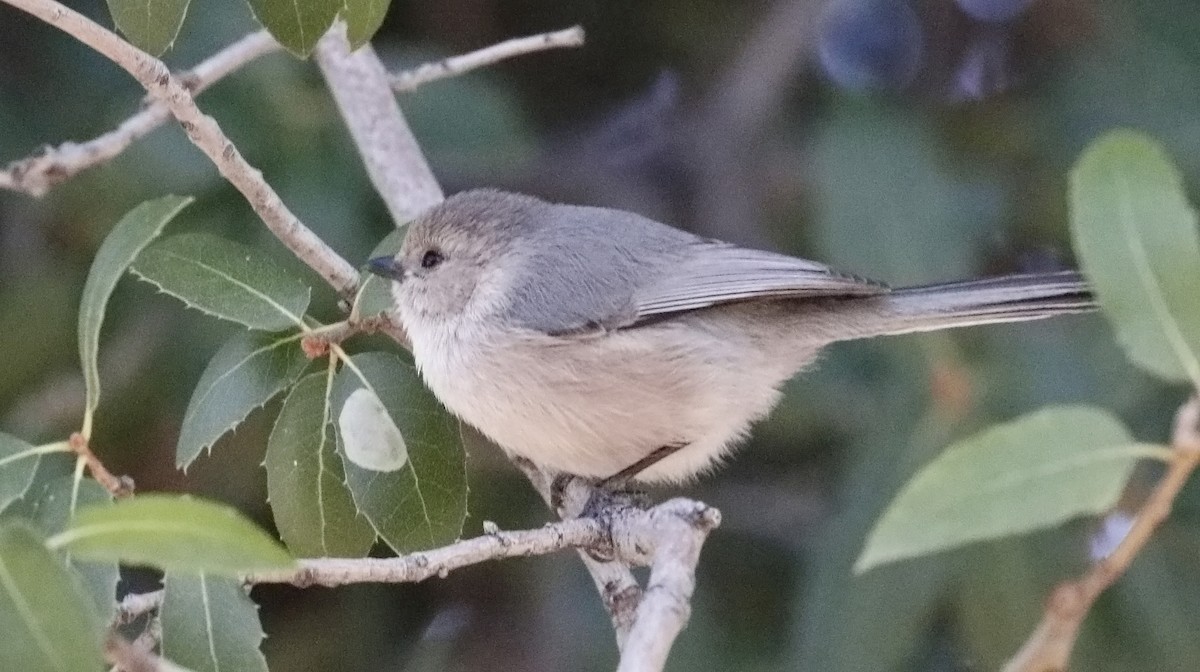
[818,0,924,92]
[954,0,1035,23]
[950,29,1013,101]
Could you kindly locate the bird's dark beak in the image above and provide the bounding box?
[368,256,405,282]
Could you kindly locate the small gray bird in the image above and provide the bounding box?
[368,189,1093,484]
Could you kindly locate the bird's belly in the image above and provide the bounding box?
[412,323,794,483]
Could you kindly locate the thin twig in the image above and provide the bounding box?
[69,432,133,497]
[390,26,585,93]
[249,516,608,587]
[0,30,278,197]
[315,24,443,226]
[1,0,361,297]
[1004,396,1200,672]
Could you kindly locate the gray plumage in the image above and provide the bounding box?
[374,189,1094,483]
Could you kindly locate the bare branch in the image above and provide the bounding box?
[390,26,585,93]
[1,0,361,296]
[1004,396,1200,672]
[617,499,720,672]
[250,516,607,587]
[0,31,278,197]
[315,24,443,226]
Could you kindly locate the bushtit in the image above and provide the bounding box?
[368,189,1092,484]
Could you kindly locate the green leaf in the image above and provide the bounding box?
[160,573,268,672]
[0,522,102,672]
[131,233,311,331]
[355,229,404,318]
[1070,130,1200,386]
[342,0,392,49]
[855,406,1157,574]
[265,371,375,557]
[246,0,341,57]
[0,434,45,513]
[177,330,310,469]
[332,352,466,553]
[48,494,295,575]
[32,476,120,616]
[105,0,191,56]
[79,196,192,430]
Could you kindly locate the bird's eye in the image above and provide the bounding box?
[421,249,444,269]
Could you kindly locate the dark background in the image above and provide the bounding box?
[2,0,1200,669]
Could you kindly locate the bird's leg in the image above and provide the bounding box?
[578,442,690,520]
[598,441,689,490]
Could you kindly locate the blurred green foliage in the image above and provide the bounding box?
[4,0,1200,669]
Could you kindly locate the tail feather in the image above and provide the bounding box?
[853,271,1095,339]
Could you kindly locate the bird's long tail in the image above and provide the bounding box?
[837,271,1095,340]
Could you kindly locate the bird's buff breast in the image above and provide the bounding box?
[405,315,787,482]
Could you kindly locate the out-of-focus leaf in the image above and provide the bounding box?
[809,103,1000,285]
[265,371,375,557]
[399,56,536,170]
[32,476,120,616]
[1040,18,1200,181]
[131,233,310,331]
[49,494,295,575]
[0,433,44,513]
[1070,130,1200,386]
[0,522,101,672]
[791,341,951,670]
[105,0,191,56]
[342,0,391,49]
[0,277,76,407]
[855,406,1156,573]
[79,196,193,430]
[355,230,404,318]
[160,573,268,672]
[956,528,1084,670]
[246,0,341,57]
[176,331,309,469]
[332,352,466,553]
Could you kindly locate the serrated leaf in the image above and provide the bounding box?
[1070,130,1200,386]
[32,476,120,616]
[332,352,466,553]
[265,372,375,557]
[0,433,44,513]
[80,196,192,428]
[342,0,391,49]
[177,331,309,469]
[160,573,268,672]
[246,0,341,57]
[0,522,102,672]
[49,494,295,575]
[855,406,1158,574]
[105,0,191,56]
[355,229,404,318]
[131,232,310,331]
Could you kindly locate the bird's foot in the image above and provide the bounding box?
[550,474,650,563]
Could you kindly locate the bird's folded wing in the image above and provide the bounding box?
[632,242,888,319]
